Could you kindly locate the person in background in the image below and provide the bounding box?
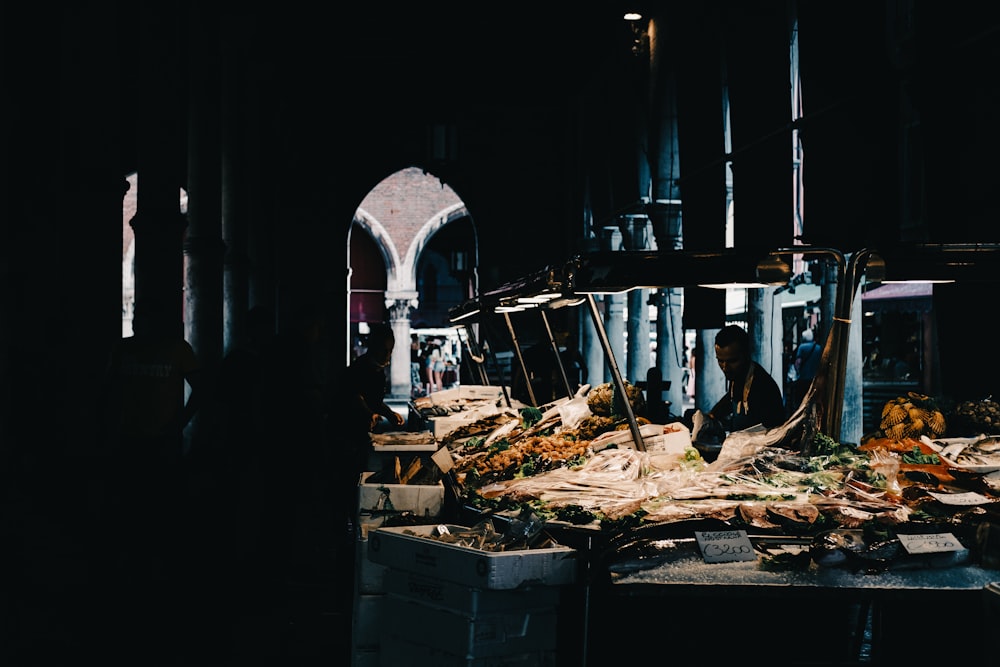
[442,350,458,389]
[708,324,786,432]
[425,341,443,393]
[788,327,822,411]
[410,333,424,397]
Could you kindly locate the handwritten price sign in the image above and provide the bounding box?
[694,530,756,563]
[926,490,990,506]
[898,532,964,555]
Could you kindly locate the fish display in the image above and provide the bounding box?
[439,388,1000,575]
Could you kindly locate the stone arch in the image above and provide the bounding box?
[350,209,402,290]
[403,202,474,289]
[349,166,479,399]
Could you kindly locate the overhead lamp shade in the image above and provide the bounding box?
[861,251,886,283]
[448,299,482,323]
[879,243,1000,283]
[479,264,565,309]
[755,255,793,285]
[566,249,770,293]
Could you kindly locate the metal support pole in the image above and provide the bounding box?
[504,312,536,406]
[585,294,645,451]
[771,247,846,441]
[540,309,574,399]
[458,323,490,386]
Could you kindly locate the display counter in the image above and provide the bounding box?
[585,557,999,666]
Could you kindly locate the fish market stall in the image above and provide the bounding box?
[439,391,1000,665]
[429,246,1000,667]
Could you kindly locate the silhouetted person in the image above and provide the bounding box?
[214,305,276,485]
[97,297,202,661]
[343,323,404,516]
[186,305,277,652]
[254,303,332,602]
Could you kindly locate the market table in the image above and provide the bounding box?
[585,548,1000,666]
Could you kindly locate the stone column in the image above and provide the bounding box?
[184,0,224,378]
[624,218,651,387]
[600,227,625,384]
[695,329,724,416]
[221,13,248,353]
[132,3,185,334]
[387,297,418,401]
[841,291,864,444]
[580,301,603,391]
[747,287,780,385]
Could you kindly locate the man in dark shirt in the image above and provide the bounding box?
[343,323,405,510]
[708,324,786,432]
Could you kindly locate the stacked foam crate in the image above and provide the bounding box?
[351,526,388,667]
[366,524,578,667]
[351,472,446,666]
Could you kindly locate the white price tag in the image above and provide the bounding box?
[898,532,964,555]
[926,490,990,506]
[694,530,756,563]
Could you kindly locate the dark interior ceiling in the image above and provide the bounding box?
[6,2,1000,289]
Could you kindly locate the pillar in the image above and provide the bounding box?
[221,12,248,353]
[132,2,186,335]
[600,227,625,384]
[387,298,417,401]
[624,218,651,386]
[723,1,794,254]
[184,2,225,453]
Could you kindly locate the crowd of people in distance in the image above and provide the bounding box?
[409,334,460,397]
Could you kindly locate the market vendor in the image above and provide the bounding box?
[344,323,406,507]
[707,324,786,432]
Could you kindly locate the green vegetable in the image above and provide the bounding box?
[520,406,544,428]
[488,439,511,453]
[901,445,939,465]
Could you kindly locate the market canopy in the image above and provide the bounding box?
[861,282,933,314]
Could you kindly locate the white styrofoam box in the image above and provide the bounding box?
[367,524,577,590]
[355,536,388,595]
[414,385,510,406]
[382,594,558,658]
[416,385,514,439]
[351,593,384,650]
[357,472,444,527]
[644,423,693,454]
[370,431,438,448]
[382,568,560,615]
[427,414,477,439]
[380,635,557,667]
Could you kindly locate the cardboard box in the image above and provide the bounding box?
[382,595,558,658]
[380,636,556,667]
[367,524,577,590]
[382,569,560,615]
[357,472,445,528]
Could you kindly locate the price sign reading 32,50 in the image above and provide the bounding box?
[694,530,757,563]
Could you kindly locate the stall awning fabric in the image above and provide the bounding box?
[861,282,933,314]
